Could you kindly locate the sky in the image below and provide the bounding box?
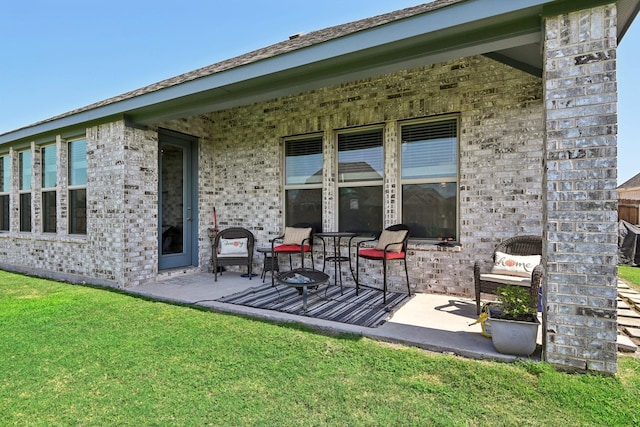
[1,1,638,184]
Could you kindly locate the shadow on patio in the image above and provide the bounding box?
[128,270,542,362]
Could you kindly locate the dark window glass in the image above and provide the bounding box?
[0,195,9,231]
[337,129,383,235]
[401,119,458,240]
[338,186,383,235]
[20,193,31,232]
[284,189,322,232]
[69,188,86,234]
[402,183,457,239]
[284,136,322,230]
[42,191,57,233]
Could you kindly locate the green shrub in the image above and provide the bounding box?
[494,285,537,321]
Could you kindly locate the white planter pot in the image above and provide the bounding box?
[490,316,540,356]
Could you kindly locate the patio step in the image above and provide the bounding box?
[618,280,639,353]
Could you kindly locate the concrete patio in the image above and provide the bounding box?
[128,268,542,362]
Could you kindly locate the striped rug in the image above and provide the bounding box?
[215,283,412,328]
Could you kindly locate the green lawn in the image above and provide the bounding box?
[620,265,640,291]
[2,270,640,426]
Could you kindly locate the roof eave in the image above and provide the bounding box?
[2,0,637,146]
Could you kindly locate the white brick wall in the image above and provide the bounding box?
[156,54,545,296]
[543,5,619,373]
[0,23,621,372]
[0,54,546,295]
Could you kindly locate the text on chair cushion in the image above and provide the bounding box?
[491,251,541,278]
[219,238,249,256]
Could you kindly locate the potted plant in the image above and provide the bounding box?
[489,285,540,356]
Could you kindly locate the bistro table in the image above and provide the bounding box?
[256,247,279,283]
[315,231,357,295]
[276,268,330,311]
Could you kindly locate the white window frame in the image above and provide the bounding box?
[336,125,384,235]
[0,154,10,232]
[41,143,57,233]
[283,134,323,229]
[68,138,87,235]
[399,115,459,241]
[18,149,32,232]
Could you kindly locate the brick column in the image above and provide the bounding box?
[543,5,618,373]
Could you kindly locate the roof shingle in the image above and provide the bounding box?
[22,0,461,131]
[619,172,640,189]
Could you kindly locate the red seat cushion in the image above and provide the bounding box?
[274,244,311,253]
[358,248,406,260]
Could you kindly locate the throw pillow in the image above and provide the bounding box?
[491,251,541,278]
[219,238,249,256]
[375,229,408,252]
[283,227,312,245]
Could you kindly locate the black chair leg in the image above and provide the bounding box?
[271,253,277,287]
[404,259,410,296]
[355,253,360,295]
[382,258,387,304]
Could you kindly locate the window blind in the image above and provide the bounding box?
[69,139,87,186]
[285,137,323,185]
[401,119,457,179]
[0,156,9,193]
[19,151,32,191]
[338,130,383,182]
[42,145,57,188]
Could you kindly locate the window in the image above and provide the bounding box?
[284,136,322,231]
[68,139,87,234]
[337,128,383,235]
[0,155,9,231]
[400,117,458,239]
[19,150,32,232]
[41,144,57,233]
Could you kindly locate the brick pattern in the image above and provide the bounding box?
[0,32,623,373]
[163,55,546,296]
[543,5,619,373]
[150,116,217,272]
[0,55,546,297]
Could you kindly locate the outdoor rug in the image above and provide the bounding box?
[215,283,412,328]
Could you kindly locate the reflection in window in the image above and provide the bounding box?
[69,188,86,235]
[20,193,31,232]
[19,151,32,232]
[68,139,87,234]
[284,136,322,231]
[0,156,9,231]
[161,144,184,254]
[401,118,458,239]
[338,129,383,235]
[42,145,57,233]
